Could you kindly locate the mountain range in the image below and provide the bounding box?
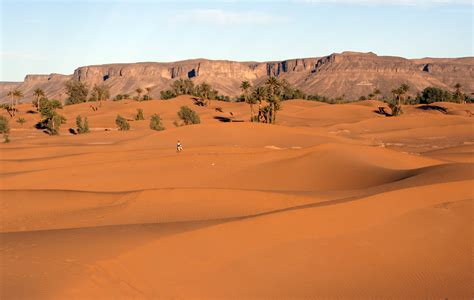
[1,51,473,103]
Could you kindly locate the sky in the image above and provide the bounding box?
[0,0,472,81]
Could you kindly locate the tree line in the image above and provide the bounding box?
[159,79,230,103]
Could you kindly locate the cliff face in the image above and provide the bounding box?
[1,52,473,103]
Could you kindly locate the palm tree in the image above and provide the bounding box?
[135,88,143,101]
[7,90,14,117]
[13,90,23,109]
[33,88,45,111]
[454,83,464,103]
[7,90,23,117]
[373,89,381,100]
[198,82,212,106]
[390,84,409,116]
[240,81,251,98]
[392,84,409,106]
[240,81,253,120]
[145,87,152,99]
[265,76,280,97]
[265,77,281,124]
[399,84,409,106]
[252,86,267,123]
[92,84,110,107]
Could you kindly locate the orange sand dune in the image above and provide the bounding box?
[1,96,473,298]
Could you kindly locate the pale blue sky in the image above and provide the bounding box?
[1,0,472,81]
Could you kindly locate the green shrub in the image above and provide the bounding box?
[307,94,335,104]
[116,115,130,131]
[65,80,89,105]
[160,79,227,101]
[177,106,200,125]
[76,115,90,134]
[135,109,145,121]
[49,99,63,109]
[16,117,26,126]
[39,98,63,119]
[91,84,110,102]
[0,115,10,134]
[46,114,66,135]
[149,114,165,131]
[416,87,453,104]
[142,95,151,101]
[114,94,132,100]
[40,99,62,119]
[83,117,89,133]
[37,98,66,135]
[76,115,82,131]
[160,90,177,100]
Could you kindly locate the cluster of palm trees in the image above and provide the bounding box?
[453,83,466,104]
[240,79,414,120]
[389,83,410,116]
[240,76,283,124]
[4,88,47,118]
[6,89,24,117]
[160,79,219,105]
[33,88,45,111]
[367,89,382,100]
[391,84,410,107]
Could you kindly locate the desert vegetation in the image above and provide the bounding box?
[38,98,66,135]
[6,89,23,117]
[135,88,143,101]
[237,77,291,123]
[90,84,110,104]
[389,84,410,116]
[64,80,112,107]
[33,88,45,111]
[76,115,90,134]
[143,87,152,101]
[414,84,470,104]
[114,94,130,101]
[149,114,165,131]
[16,117,26,126]
[177,106,200,125]
[0,115,10,142]
[135,108,145,120]
[160,79,226,104]
[65,80,89,105]
[116,115,130,131]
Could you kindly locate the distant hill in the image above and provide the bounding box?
[1,51,473,103]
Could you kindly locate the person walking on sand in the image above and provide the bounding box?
[176,140,183,153]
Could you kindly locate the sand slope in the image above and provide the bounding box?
[1,97,473,298]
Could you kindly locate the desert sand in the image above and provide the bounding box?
[0,96,473,298]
